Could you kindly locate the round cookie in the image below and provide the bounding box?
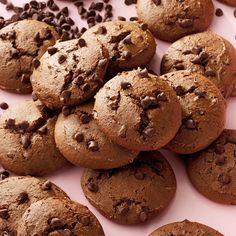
[0,100,68,176]
[55,102,138,169]
[17,197,104,236]
[31,37,109,109]
[0,20,59,94]
[217,0,236,6]
[82,20,156,74]
[0,176,69,235]
[136,0,214,42]
[161,31,236,98]
[160,71,226,154]
[94,69,182,151]
[187,129,236,204]
[149,220,223,236]
[81,151,176,225]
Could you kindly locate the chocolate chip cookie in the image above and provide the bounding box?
[17,197,104,236]
[161,32,236,98]
[217,0,236,6]
[55,102,138,169]
[136,0,214,42]
[31,37,109,109]
[94,69,182,151]
[187,129,236,204]
[0,100,68,176]
[82,20,156,74]
[0,176,69,235]
[160,71,226,154]
[149,220,223,236]
[0,20,59,94]
[81,151,176,225]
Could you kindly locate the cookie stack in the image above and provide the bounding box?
[0,0,236,235]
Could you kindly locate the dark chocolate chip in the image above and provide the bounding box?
[185,119,197,129]
[138,68,149,78]
[87,182,99,193]
[80,216,90,226]
[0,170,9,181]
[139,211,148,222]
[215,8,223,17]
[141,96,158,109]
[48,47,57,55]
[215,156,226,166]
[20,73,31,84]
[194,88,206,98]
[177,18,194,28]
[17,192,29,204]
[205,69,216,77]
[98,58,108,68]
[156,92,167,102]
[62,106,71,117]
[60,90,71,103]
[121,82,131,90]
[214,144,225,155]
[175,85,185,96]
[0,102,8,110]
[38,125,47,135]
[78,38,86,47]
[81,83,90,92]
[152,0,161,6]
[218,173,231,185]
[118,16,126,21]
[49,217,62,228]
[122,50,132,59]
[21,134,31,149]
[0,208,9,220]
[80,114,90,124]
[74,132,84,143]
[42,180,52,191]
[97,25,107,34]
[87,140,99,152]
[32,58,40,69]
[140,23,148,30]
[122,34,132,44]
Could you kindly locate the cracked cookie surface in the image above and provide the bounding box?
[187,129,236,204]
[136,0,214,42]
[161,32,236,98]
[161,70,226,154]
[55,102,138,169]
[81,151,176,225]
[82,20,156,74]
[17,197,104,236]
[0,20,59,94]
[31,37,109,109]
[0,100,68,176]
[149,220,223,236]
[0,176,69,235]
[94,69,181,151]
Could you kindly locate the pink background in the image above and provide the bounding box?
[0,1,236,235]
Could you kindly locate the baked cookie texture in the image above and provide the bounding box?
[81,151,176,225]
[187,129,236,205]
[82,20,156,74]
[161,71,226,154]
[217,0,236,6]
[55,102,138,169]
[161,31,236,98]
[149,220,223,236]
[0,176,68,235]
[136,0,214,42]
[17,197,105,236]
[94,69,182,151]
[31,37,109,109]
[0,20,59,94]
[0,100,68,176]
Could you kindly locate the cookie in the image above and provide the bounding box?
[31,37,109,109]
[149,220,223,236]
[161,31,236,98]
[187,129,236,204]
[0,100,68,176]
[94,69,182,151]
[81,151,176,225]
[0,20,59,94]
[217,0,236,6]
[55,102,138,169]
[0,176,68,235]
[17,197,104,236]
[82,20,156,74]
[160,71,226,154]
[136,0,214,42]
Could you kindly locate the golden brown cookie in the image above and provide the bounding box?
[161,31,236,98]
[136,0,214,42]
[81,151,176,225]
[161,71,226,154]
[82,20,156,74]
[94,69,182,151]
[0,20,59,94]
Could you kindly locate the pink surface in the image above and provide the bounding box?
[0,1,236,235]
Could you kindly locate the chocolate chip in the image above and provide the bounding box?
[118,16,126,21]
[74,132,84,143]
[194,88,206,98]
[49,217,62,228]
[10,48,20,58]
[58,54,67,64]
[122,50,132,59]
[48,47,57,55]
[140,23,148,30]
[122,34,132,44]
[156,92,167,102]
[81,83,90,92]
[117,203,129,215]
[0,208,9,220]
[177,18,194,28]
[20,73,31,84]
[80,114,90,124]
[141,96,158,109]
[215,156,226,166]
[121,82,131,90]
[33,32,41,44]
[38,125,47,135]
[215,8,223,17]
[138,68,149,78]
[0,170,9,181]
[175,85,185,96]
[214,144,225,155]
[87,182,99,193]
[21,134,31,149]
[87,140,99,152]
[185,119,197,129]
[0,102,8,110]
[139,211,148,222]
[205,69,216,77]
[5,118,15,129]
[152,0,161,6]
[78,38,86,47]
[42,180,52,191]
[60,90,71,103]
[218,173,231,185]
[17,192,29,204]
[80,216,90,226]
[98,58,108,68]
[32,58,40,69]
[62,106,71,117]
[143,127,155,137]
[173,62,185,70]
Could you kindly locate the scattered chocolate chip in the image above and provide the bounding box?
[80,216,90,226]
[48,46,57,55]
[87,140,99,152]
[194,88,206,98]
[80,114,90,124]
[122,34,132,44]
[121,82,131,90]
[38,125,47,135]
[20,73,31,84]
[60,90,71,103]
[141,96,158,109]
[0,208,9,220]
[205,69,216,77]
[152,0,161,6]
[118,16,126,21]
[214,144,225,155]
[58,54,67,64]
[122,50,132,59]
[21,134,31,149]
[81,83,90,92]
[215,156,226,166]
[74,132,84,143]
[49,217,62,228]
[215,8,223,17]
[17,192,29,204]
[78,38,86,47]
[218,173,231,185]
[0,170,9,181]
[140,22,148,30]
[175,85,185,96]
[10,48,20,58]
[32,58,40,69]
[139,211,148,222]
[0,102,8,110]
[42,180,52,191]
[87,181,99,193]
[185,119,197,129]
[156,92,167,102]
[62,106,71,117]
[138,68,149,78]
[177,18,194,28]
[98,58,108,68]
